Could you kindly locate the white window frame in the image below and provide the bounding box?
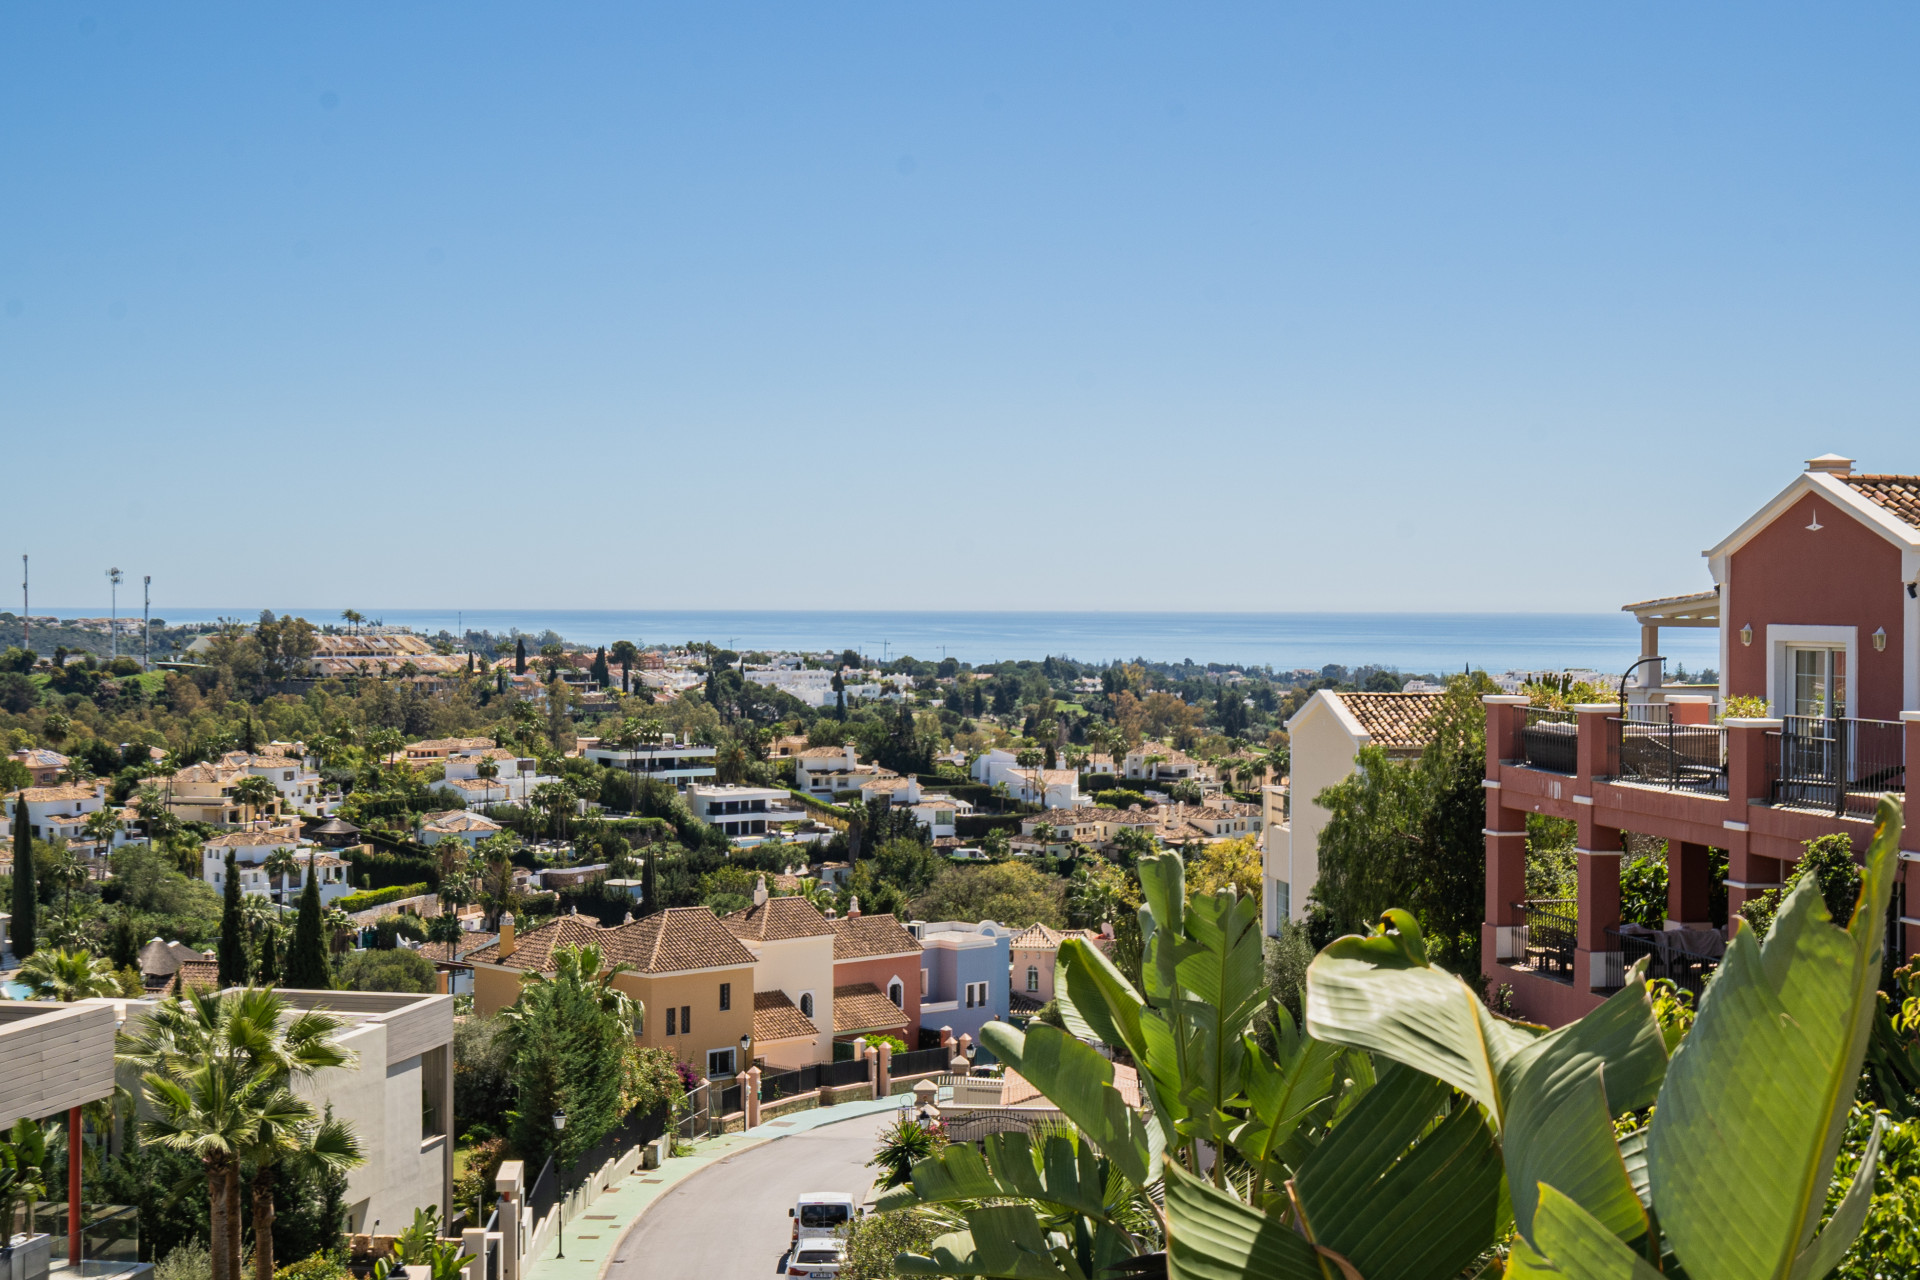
[1026,965,1040,993]
[798,990,815,1019]
[887,977,904,1008]
[1766,625,1857,720]
[707,1048,736,1077]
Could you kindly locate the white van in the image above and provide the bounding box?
[789,1192,856,1247]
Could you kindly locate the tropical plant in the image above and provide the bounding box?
[0,1119,55,1239]
[869,1112,946,1190]
[263,847,303,905]
[83,805,121,854]
[240,1105,363,1280]
[231,775,278,824]
[498,943,642,1167]
[16,945,119,1001]
[120,987,358,1280]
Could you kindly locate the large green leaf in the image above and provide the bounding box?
[1054,936,1150,1064]
[1507,1185,1666,1280]
[873,1132,1116,1225]
[1163,1161,1330,1280]
[1304,908,1668,1246]
[980,1021,1165,1188]
[896,1204,1081,1280]
[1646,795,1902,1280]
[1229,1012,1343,1191]
[1294,1062,1505,1280]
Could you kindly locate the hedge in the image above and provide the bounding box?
[336,882,430,914]
[956,814,1025,838]
[914,777,993,806]
[347,846,440,891]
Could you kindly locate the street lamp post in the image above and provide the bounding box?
[106,568,123,661]
[552,1110,568,1258]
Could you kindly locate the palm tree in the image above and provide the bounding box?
[120,987,357,1280]
[16,947,118,1001]
[323,906,357,955]
[83,806,120,856]
[230,775,278,826]
[263,847,302,906]
[241,1107,363,1280]
[502,942,638,1025]
[135,783,179,841]
[340,609,363,636]
[366,728,406,770]
[530,781,576,840]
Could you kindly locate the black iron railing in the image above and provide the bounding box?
[1612,719,1728,795]
[1521,707,1579,774]
[1771,715,1906,818]
[1609,925,1724,1003]
[718,1080,744,1117]
[1515,898,1577,981]
[890,1046,957,1077]
[826,1056,873,1089]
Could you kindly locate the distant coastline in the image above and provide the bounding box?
[14,607,1720,676]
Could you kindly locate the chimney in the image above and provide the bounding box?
[498,912,516,960]
[848,895,861,919]
[1806,453,1855,476]
[753,875,769,907]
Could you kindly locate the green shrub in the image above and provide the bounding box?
[843,1210,940,1280]
[334,883,429,913]
[1093,788,1151,810]
[336,948,437,993]
[273,1253,347,1280]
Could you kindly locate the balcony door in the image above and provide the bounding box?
[1788,646,1846,722]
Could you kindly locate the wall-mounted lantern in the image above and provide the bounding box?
[1873,627,1887,653]
[1740,623,1754,647]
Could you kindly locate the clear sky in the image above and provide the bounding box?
[5,5,1919,616]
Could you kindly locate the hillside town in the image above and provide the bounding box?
[3,454,1919,1280]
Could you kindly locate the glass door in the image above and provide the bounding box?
[1789,647,1846,720]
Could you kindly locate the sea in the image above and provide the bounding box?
[28,608,1720,677]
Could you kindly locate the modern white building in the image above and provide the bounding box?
[686,784,808,842]
[583,739,718,791]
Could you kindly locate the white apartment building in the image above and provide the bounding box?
[202,827,353,905]
[686,784,809,843]
[583,738,718,791]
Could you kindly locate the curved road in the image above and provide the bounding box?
[604,1111,895,1280]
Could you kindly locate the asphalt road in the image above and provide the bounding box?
[604,1110,895,1280]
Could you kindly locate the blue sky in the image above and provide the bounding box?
[5,5,1919,615]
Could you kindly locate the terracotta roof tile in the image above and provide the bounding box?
[723,895,835,942]
[1843,474,1920,531]
[753,990,819,1042]
[1333,691,1447,751]
[830,913,922,960]
[467,908,757,975]
[832,982,910,1035]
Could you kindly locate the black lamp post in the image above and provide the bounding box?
[552,1110,568,1258]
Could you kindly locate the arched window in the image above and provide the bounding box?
[799,991,815,1019]
[887,977,904,1008]
[1026,965,1040,992]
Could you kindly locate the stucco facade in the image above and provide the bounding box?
[914,920,1010,1043]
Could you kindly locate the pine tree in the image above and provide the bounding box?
[10,803,36,959]
[218,850,248,985]
[285,869,331,989]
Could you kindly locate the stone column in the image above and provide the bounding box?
[865,1046,881,1100]
[1483,695,1530,768]
[1575,819,1624,993]
[1574,704,1620,785]
[877,1040,893,1096]
[1666,842,1714,929]
[1482,696,1532,969]
[494,1161,524,1280]
[1725,719,1784,918]
[745,1066,762,1129]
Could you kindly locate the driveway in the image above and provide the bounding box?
[603,1110,896,1280]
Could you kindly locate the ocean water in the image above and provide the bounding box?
[34,608,1721,676]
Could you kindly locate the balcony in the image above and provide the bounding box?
[1769,715,1906,819]
[1610,717,1727,796]
[1520,708,1578,774]
[1512,898,1576,984]
[1607,924,1724,1003]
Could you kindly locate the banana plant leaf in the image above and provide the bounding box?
[1228,1009,1346,1191]
[897,1204,1086,1280]
[873,1132,1121,1225]
[1644,794,1902,1280]
[1304,908,1668,1247]
[981,1021,1166,1189]
[1292,1062,1506,1280]
[1163,1162,1331,1280]
[1506,1185,1666,1280]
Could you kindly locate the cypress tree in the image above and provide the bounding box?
[641,852,657,918]
[218,850,248,986]
[285,868,331,989]
[591,647,611,688]
[10,804,36,960]
[257,923,280,986]
[514,638,527,676]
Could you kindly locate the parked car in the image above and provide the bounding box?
[786,1238,846,1279]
